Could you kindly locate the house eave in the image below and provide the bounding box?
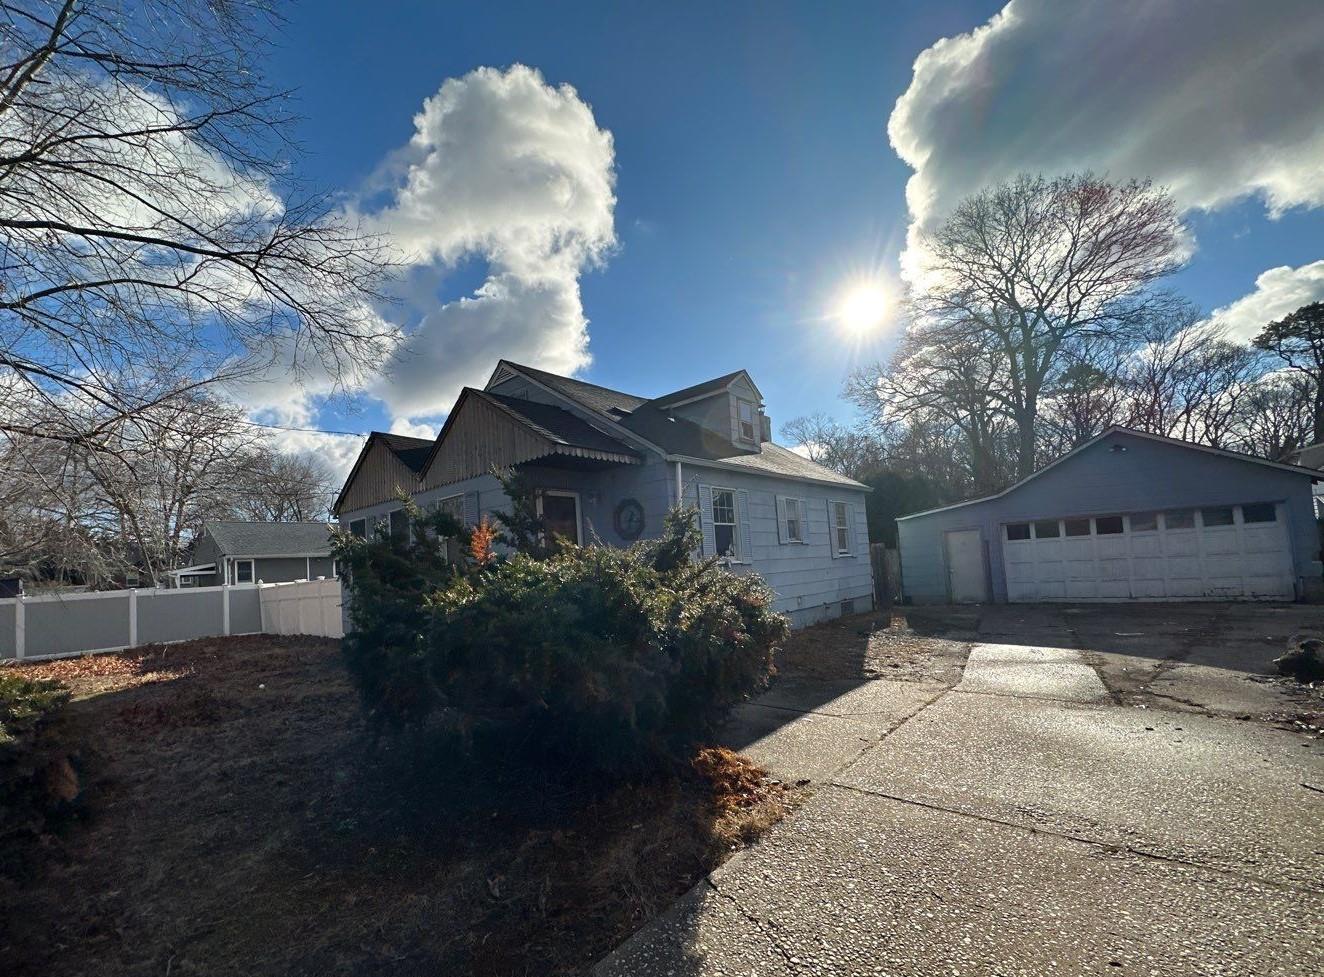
[666,454,871,491]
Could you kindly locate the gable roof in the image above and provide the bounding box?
[332,430,433,515]
[472,389,639,456]
[204,521,333,557]
[898,426,1324,522]
[647,369,761,409]
[489,360,863,489]
[495,361,648,418]
[377,432,434,473]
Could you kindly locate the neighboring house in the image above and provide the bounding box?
[168,521,336,588]
[1290,442,1324,516]
[334,361,872,627]
[898,427,1324,605]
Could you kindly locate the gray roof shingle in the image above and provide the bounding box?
[205,521,334,557]
[474,389,639,456]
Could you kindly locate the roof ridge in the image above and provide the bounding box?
[501,360,648,405]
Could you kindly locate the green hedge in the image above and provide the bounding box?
[337,504,788,776]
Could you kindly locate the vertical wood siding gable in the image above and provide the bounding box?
[339,441,420,513]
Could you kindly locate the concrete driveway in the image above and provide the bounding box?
[595,604,1324,976]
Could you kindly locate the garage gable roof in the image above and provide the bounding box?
[897,427,1324,522]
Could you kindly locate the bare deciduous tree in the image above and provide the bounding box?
[0,0,395,453]
[1252,302,1324,443]
[778,413,884,480]
[914,173,1184,476]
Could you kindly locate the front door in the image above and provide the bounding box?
[540,492,581,545]
[945,529,988,603]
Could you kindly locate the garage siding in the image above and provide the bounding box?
[898,431,1323,604]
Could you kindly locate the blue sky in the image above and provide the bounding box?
[249,1,1324,473]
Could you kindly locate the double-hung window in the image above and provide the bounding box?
[737,400,757,443]
[831,501,852,556]
[232,559,255,584]
[348,518,367,538]
[388,508,409,543]
[783,497,804,543]
[712,489,739,559]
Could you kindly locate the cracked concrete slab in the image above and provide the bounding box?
[596,786,1323,977]
[716,680,943,782]
[837,692,1324,890]
[956,643,1110,702]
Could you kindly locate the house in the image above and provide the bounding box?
[333,361,873,627]
[897,427,1324,604]
[1290,441,1324,516]
[168,521,337,587]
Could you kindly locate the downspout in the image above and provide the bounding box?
[674,460,683,506]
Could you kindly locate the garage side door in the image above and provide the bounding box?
[1002,503,1294,602]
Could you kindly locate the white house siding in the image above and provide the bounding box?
[898,430,1323,604]
[682,464,872,627]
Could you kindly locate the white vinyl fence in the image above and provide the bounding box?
[0,578,343,662]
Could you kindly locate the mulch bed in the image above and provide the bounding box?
[0,636,800,976]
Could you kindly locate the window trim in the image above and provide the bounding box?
[710,486,741,560]
[735,399,758,443]
[231,559,255,585]
[830,499,853,556]
[536,489,583,546]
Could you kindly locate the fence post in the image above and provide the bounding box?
[129,589,138,647]
[222,583,231,636]
[14,594,24,661]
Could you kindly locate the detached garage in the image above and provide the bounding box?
[897,428,1324,604]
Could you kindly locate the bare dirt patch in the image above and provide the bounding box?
[777,610,971,686]
[0,636,800,977]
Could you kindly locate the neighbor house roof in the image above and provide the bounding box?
[204,521,333,557]
[898,426,1324,522]
[1293,442,1324,470]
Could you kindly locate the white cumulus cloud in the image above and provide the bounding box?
[1206,260,1324,342]
[361,64,617,423]
[889,0,1324,280]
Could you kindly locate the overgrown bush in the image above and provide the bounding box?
[0,670,72,843]
[336,502,788,776]
[1276,637,1324,683]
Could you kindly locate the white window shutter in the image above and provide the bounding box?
[737,489,753,562]
[775,495,788,543]
[698,484,715,556]
[464,491,479,526]
[828,499,840,558]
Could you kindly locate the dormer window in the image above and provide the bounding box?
[737,399,757,442]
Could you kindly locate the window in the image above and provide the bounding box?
[832,500,852,555]
[349,518,367,538]
[332,559,341,578]
[1006,523,1031,541]
[437,494,464,522]
[1095,516,1124,535]
[1130,512,1158,532]
[1064,518,1091,537]
[179,575,196,588]
[783,497,805,543]
[712,489,738,558]
[388,508,409,542]
[1242,502,1277,523]
[1164,509,1194,530]
[1033,520,1060,539]
[737,400,757,442]
[233,559,254,584]
[1201,506,1234,527]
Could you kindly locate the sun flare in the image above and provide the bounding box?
[837,282,890,335]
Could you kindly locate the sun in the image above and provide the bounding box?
[837,281,891,335]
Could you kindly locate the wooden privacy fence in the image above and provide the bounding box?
[870,543,902,606]
[0,578,343,661]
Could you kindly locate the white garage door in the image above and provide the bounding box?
[1002,503,1295,602]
